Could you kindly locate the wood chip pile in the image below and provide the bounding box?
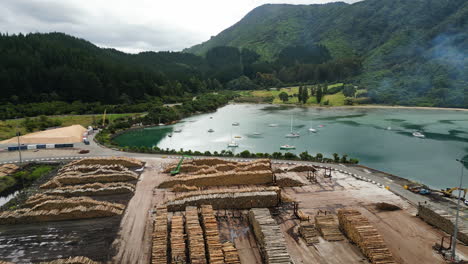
[185,206,207,264]
[299,222,319,245]
[222,241,241,264]
[38,256,101,264]
[338,209,395,264]
[417,204,468,244]
[167,191,278,212]
[275,172,307,187]
[249,208,292,264]
[170,215,187,264]
[0,163,19,177]
[159,170,273,188]
[65,157,143,168]
[315,214,344,241]
[286,165,317,172]
[200,205,224,264]
[44,182,135,197]
[152,207,168,264]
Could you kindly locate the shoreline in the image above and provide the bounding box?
[231,102,468,112]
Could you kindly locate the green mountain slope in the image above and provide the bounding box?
[186,0,468,107]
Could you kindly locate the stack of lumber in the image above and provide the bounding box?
[152,207,168,264]
[0,204,123,225]
[296,210,309,221]
[170,215,187,263]
[159,170,273,188]
[200,205,224,264]
[417,204,468,244]
[172,184,199,192]
[315,214,345,241]
[38,256,101,264]
[40,170,138,188]
[58,164,128,174]
[249,208,292,264]
[44,182,135,196]
[338,209,395,264]
[65,157,143,168]
[167,191,278,212]
[222,241,241,264]
[275,172,307,187]
[299,222,319,245]
[29,196,125,211]
[287,165,317,172]
[185,206,207,264]
[0,163,19,177]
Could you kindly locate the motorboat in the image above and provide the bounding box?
[234,136,242,139]
[232,122,240,126]
[168,133,173,137]
[227,141,239,148]
[280,144,296,150]
[253,132,262,136]
[268,124,278,127]
[174,128,182,133]
[387,127,392,130]
[412,131,425,138]
[208,129,214,133]
[308,128,317,133]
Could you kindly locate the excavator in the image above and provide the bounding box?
[440,187,468,199]
[170,155,193,176]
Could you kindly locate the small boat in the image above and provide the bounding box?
[227,141,239,148]
[158,123,165,126]
[210,117,213,119]
[387,127,392,130]
[234,136,242,139]
[168,133,173,137]
[253,132,262,136]
[232,122,240,126]
[412,131,425,138]
[318,125,324,128]
[280,144,296,150]
[308,128,317,133]
[286,132,300,138]
[174,129,182,133]
[208,129,214,133]
[268,124,278,127]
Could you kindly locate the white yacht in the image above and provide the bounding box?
[285,115,300,138]
[228,141,239,148]
[412,131,425,138]
[174,128,182,133]
[208,129,214,133]
[280,144,296,150]
[268,124,278,127]
[232,122,240,126]
[308,128,317,133]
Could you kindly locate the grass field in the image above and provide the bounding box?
[238,84,348,106]
[0,113,142,141]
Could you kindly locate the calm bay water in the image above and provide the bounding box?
[114,104,468,189]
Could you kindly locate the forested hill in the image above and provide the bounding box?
[186,0,468,107]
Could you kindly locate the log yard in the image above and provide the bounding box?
[1,155,468,264]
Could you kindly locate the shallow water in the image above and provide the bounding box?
[114,104,468,189]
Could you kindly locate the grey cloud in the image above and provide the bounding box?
[2,0,84,24]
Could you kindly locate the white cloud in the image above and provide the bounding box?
[0,0,361,53]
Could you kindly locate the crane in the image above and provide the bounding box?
[170,155,193,176]
[440,187,468,199]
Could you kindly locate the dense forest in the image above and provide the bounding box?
[187,0,468,107]
[0,32,361,117]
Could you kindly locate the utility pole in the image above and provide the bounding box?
[16,131,22,165]
[452,158,466,261]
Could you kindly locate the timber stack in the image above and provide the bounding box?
[249,208,292,264]
[315,214,344,241]
[170,215,186,264]
[200,205,224,264]
[152,207,168,264]
[299,222,319,245]
[338,209,395,264]
[222,241,241,264]
[185,206,207,264]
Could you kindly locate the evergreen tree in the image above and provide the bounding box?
[298,86,303,103]
[302,86,309,104]
[316,85,323,103]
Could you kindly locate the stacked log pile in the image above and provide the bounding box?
[38,256,101,264]
[200,205,224,264]
[40,170,138,188]
[275,172,307,187]
[315,214,344,241]
[172,186,280,202]
[222,241,241,264]
[44,182,135,197]
[338,209,395,264]
[249,208,292,264]
[167,191,278,212]
[417,204,468,244]
[29,196,125,211]
[171,184,199,192]
[299,222,319,245]
[164,159,271,176]
[65,157,143,168]
[287,165,317,172]
[152,207,168,264]
[159,170,273,188]
[170,215,187,263]
[0,204,123,224]
[185,207,207,264]
[58,164,128,174]
[0,163,19,177]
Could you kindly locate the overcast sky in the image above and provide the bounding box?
[0,0,361,53]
